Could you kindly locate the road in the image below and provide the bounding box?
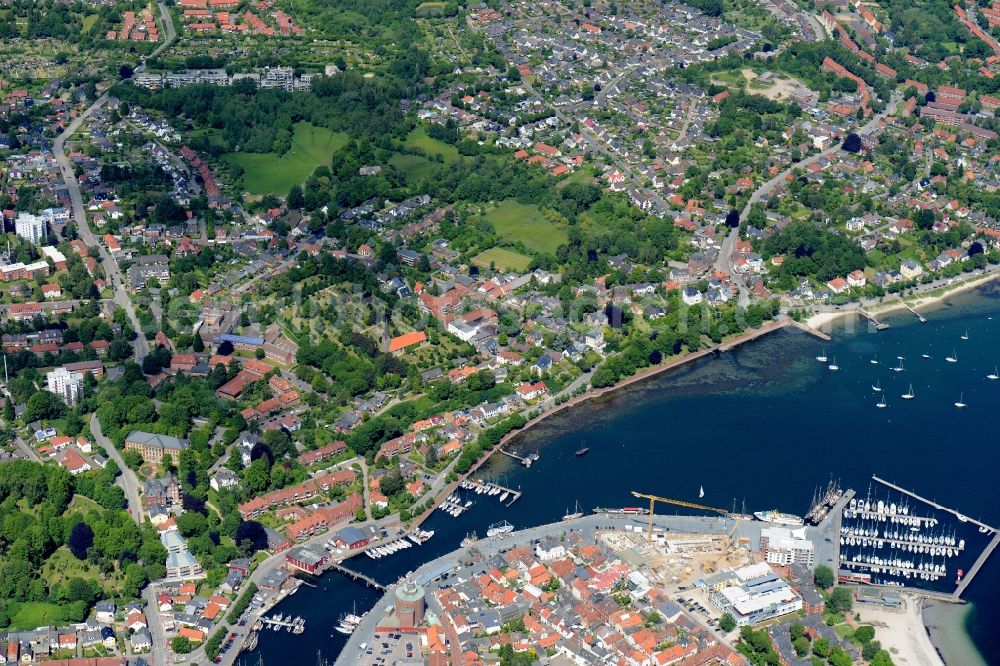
[51,1,176,365]
[716,93,901,275]
[91,413,144,526]
[142,584,171,666]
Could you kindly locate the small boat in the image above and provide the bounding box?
[816,349,828,363]
[954,393,967,408]
[460,531,478,547]
[828,357,839,371]
[892,359,905,372]
[921,350,931,359]
[876,395,887,408]
[575,447,590,457]
[872,380,882,392]
[901,384,914,400]
[871,353,879,365]
[961,330,969,340]
[699,485,704,498]
[987,366,999,380]
[945,349,958,363]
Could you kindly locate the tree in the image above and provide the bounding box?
[288,184,304,209]
[24,390,65,422]
[719,613,736,632]
[870,650,894,666]
[192,334,205,352]
[235,521,269,553]
[828,586,853,614]
[244,458,270,492]
[789,622,806,641]
[812,637,831,658]
[828,646,852,666]
[792,636,810,657]
[725,209,740,228]
[68,522,94,559]
[171,636,193,653]
[814,564,835,588]
[862,640,883,660]
[854,625,875,644]
[842,133,862,153]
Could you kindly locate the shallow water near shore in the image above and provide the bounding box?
[240,283,1000,665]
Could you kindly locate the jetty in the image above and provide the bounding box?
[858,309,889,330]
[499,448,538,467]
[325,562,385,591]
[901,302,927,323]
[468,479,523,507]
[872,475,999,599]
[260,615,306,632]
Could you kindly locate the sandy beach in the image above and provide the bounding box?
[856,595,943,666]
[805,270,1000,331]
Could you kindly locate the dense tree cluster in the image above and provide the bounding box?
[761,220,866,283]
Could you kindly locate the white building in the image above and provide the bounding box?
[15,212,47,244]
[759,526,815,566]
[705,562,803,626]
[46,368,84,405]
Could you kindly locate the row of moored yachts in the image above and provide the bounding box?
[460,480,512,501]
[363,530,434,559]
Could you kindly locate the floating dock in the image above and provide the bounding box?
[465,479,522,507]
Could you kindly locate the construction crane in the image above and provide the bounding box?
[631,491,730,543]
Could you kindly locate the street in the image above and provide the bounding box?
[91,413,144,526]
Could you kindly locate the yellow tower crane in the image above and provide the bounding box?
[631,491,730,543]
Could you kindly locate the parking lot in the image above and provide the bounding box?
[356,631,421,665]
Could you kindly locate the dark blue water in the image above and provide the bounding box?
[241,284,1000,665]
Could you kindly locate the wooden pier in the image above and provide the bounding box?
[325,562,385,591]
[858,309,889,330]
[872,475,999,599]
[499,448,538,467]
[901,302,927,323]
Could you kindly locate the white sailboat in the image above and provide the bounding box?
[892,358,905,372]
[828,357,839,371]
[699,485,705,499]
[901,384,914,400]
[876,395,887,408]
[870,353,879,365]
[961,330,969,341]
[954,393,967,408]
[816,349,828,363]
[987,366,999,380]
[921,348,931,359]
[945,349,958,363]
[872,379,882,392]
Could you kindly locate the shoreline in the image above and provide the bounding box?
[923,599,988,666]
[805,270,1000,331]
[466,319,790,478]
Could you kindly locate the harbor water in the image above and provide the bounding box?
[240,283,1000,666]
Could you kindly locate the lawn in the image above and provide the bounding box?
[389,153,438,182]
[483,200,568,254]
[42,546,124,595]
[8,601,71,630]
[473,247,533,271]
[224,122,349,195]
[415,1,446,16]
[402,127,460,161]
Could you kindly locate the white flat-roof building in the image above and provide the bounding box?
[760,526,816,566]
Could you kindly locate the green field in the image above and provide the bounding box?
[415,1,446,16]
[8,601,71,630]
[473,247,533,271]
[224,122,349,195]
[402,127,460,161]
[389,153,438,182]
[483,201,568,254]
